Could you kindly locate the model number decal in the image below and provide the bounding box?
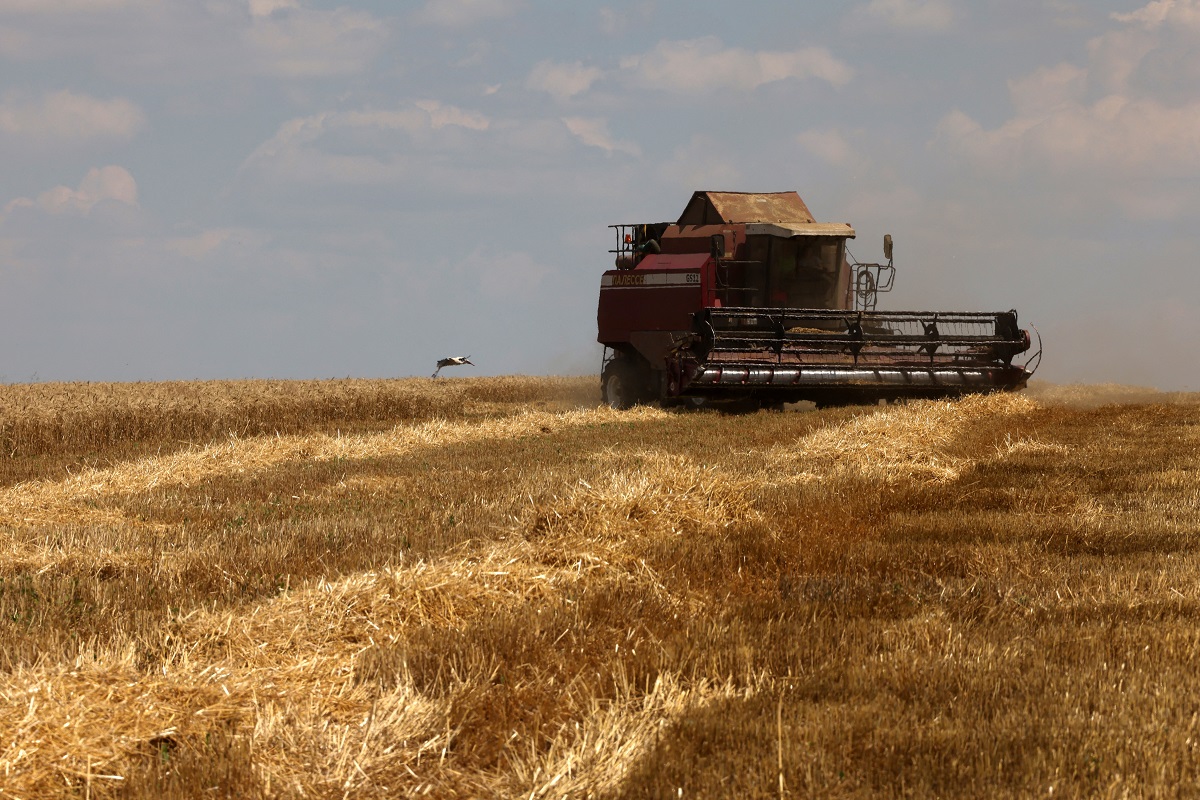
[602,272,700,288]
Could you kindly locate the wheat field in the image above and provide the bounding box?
[0,376,1198,798]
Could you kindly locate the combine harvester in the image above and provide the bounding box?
[597,190,1040,409]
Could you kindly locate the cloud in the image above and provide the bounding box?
[164,229,235,261]
[1006,63,1088,116]
[526,60,603,102]
[598,7,625,35]
[934,0,1200,208]
[937,96,1200,175]
[4,166,138,216]
[235,100,642,210]
[597,5,653,36]
[620,37,853,93]
[796,128,860,168]
[164,228,270,260]
[248,0,297,16]
[850,0,957,32]
[561,117,640,156]
[412,0,525,27]
[244,5,388,78]
[0,0,149,12]
[252,101,490,151]
[0,2,386,81]
[242,101,492,184]
[1111,0,1178,27]
[655,134,742,190]
[0,90,144,142]
[415,99,489,130]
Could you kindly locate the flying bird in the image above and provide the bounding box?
[432,356,474,378]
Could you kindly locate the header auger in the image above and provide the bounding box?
[596,190,1038,410]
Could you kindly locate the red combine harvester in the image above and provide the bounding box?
[597,190,1039,409]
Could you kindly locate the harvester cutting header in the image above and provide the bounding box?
[596,190,1038,409]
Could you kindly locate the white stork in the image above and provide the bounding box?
[432,356,474,378]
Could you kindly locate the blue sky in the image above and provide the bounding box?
[1,0,1197,387]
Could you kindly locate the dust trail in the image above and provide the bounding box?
[1026,381,1200,409]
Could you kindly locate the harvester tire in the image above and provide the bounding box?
[602,358,645,410]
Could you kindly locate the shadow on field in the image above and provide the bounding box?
[7,382,1200,797]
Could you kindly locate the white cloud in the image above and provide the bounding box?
[455,39,491,68]
[936,96,1200,175]
[4,166,139,216]
[0,90,144,142]
[655,134,742,190]
[165,228,269,260]
[244,5,388,78]
[235,104,638,206]
[561,117,640,156]
[1111,0,1176,27]
[598,5,653,36]
[415,99,489,131]
[248,0,298,17]
[0,1,386,79]
[850,0,957,32]
[526,60,603,102]
[413,0,525,27]
[165,229,234,260]
[935,0,1200,199]
[796,128,860,168]
[620,37,853,93]
[253,101,489,151]
[598,7,625,35]
[242,102,492,183]
[0,0,148,12]
[1006,63,1087,116]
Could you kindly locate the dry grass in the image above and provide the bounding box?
[1,376,1199,797]
[0,376,596,486]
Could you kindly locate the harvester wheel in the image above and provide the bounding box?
[602,358,645,410]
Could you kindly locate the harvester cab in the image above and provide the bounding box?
[596,190,1036,409]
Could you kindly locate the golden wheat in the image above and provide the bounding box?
[0,376,596,487]
[0,378,1198,797]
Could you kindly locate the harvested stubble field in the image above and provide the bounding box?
[0,376,1199,798]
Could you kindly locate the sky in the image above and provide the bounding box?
[1,0,1198,388]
